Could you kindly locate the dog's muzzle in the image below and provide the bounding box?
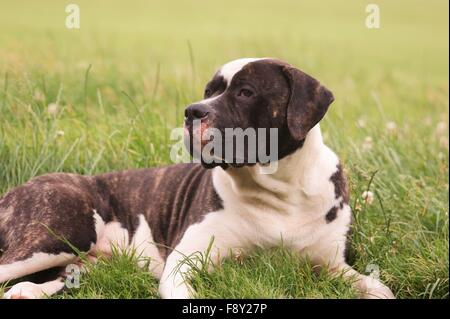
[185,103,210,122]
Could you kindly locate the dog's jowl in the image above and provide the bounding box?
[0,58,394,299]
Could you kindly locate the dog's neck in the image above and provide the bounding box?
[214,125,326,199]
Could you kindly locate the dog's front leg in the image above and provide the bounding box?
[158,212,244,299]
[327,263,395,299]
[302,231,395,299]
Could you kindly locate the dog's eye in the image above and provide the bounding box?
[204,89,212,98]
[238,88,253,98]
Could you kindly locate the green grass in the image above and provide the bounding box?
[55,249,161,299]
[0,0,448,299]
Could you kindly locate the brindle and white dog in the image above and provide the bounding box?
[0,58,394,299]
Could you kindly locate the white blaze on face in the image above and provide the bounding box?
[219,58,266,86]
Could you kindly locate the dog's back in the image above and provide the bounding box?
[0,163,222,285]
[91,164,223,258]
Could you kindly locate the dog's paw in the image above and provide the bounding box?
[360,277,395,299]
[3,282,45,299]
[159,281,193,299]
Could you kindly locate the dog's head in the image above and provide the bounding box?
[184,58,334,168]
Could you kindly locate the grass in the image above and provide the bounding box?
[0,0,448,299]
[54,248,161,299]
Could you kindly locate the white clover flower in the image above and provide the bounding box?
[386,121,397,133]
[362,136,373,151]
[439,136,449,150]
[361,190,374,205]
[33,89,45,102]
[233,249,245,265]
[56,130,65,137]
[435,121,447,137]
[424,117,433,127]
[357,118,366,128]
[47,103,58,116]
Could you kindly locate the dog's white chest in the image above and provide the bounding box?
[239,205,329,249]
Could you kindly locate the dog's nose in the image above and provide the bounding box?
[185,103,209,121]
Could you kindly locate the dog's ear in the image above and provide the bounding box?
[282,66,334,141]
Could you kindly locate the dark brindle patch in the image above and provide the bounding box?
[325,163,354,264]
[0,174,98,263]
[325,206,338,223]
[330,164,349,203]
[93,164,223,259]
[325,164,349,223]
[0,164,223,264]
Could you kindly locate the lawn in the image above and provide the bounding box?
[0,0,448,299]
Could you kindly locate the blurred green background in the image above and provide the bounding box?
[0,0,447,129]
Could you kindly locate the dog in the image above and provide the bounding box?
[0,58,394,299]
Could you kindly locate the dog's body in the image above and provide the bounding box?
[0,58,394,299]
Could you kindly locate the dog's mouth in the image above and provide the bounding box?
[183,124,265,169]
[183,119,279,168]
[184,120,218,164]
[184,120,212,147]
[184,120,236,169]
